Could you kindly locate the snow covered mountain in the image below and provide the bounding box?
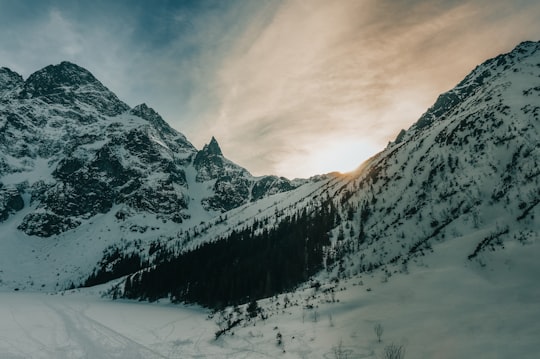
[1,41,539,308]
[0,61,307,290]
[0,61,304,237]
[101,40,540,308]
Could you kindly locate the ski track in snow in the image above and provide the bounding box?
[46,303,167,359]
[2,295,166,359]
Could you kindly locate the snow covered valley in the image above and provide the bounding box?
[2,234,538,359]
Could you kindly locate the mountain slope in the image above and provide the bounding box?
[0,61,305,289]
[109,40,540,308]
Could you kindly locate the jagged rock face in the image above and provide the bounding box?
[20,61,130,116]
[0,67,24,98]
[250,176,296,202]
[193,136,231,181]
[203,175,251,212]
[0,62,303,237]
[16,119,196,235]
[18,211,81,237]
[0,184,24,221]
[193,136,304,212]
[193,137,251,211]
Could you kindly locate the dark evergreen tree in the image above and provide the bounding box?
[121,198,338,308]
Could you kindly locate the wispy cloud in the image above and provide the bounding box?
[0,1,277,134]
[202,0,540,177]
[1,0,540,178]
[0,3,136,101]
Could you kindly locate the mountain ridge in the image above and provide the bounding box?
[0,62,307,240]
[396,40,540,144]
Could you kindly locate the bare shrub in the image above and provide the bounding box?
[332,340,348,359]
[383,343,405,359]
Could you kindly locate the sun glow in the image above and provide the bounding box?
[276,138,382,179]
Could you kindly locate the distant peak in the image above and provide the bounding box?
[206,136,223,156]
[193,136,224,173]
[23,61,100,97]
[18,61,130,116]
[32,61,97,84]
[131,103,156,117]
[0,66,21,77]
[0,67,24,91]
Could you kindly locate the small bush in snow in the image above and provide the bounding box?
[332,340,348,359]
[383,343,405,359]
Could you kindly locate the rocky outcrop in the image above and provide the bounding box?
[20,61,130,116]
[0,184,24,221]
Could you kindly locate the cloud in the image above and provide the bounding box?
[1,0,540,178]
[202,0,540,177]
[0,1,279,136]
[0,3,136,100]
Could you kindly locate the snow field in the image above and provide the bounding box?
[1,232,538,359]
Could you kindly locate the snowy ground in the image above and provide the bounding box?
[1,235,539,359]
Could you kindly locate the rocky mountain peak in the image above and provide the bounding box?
[193,137,223,164]
[24,61,99,93]
[20,61,130,116]
[206,136,223,156]
[129,103,183,139]
[513,40,540,55]
[193,136,227,180]
[0,67,24,95]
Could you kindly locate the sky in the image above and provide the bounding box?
[1,0,540,178]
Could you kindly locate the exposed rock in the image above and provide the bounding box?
[0,184,24,221]
[20,61,130,116]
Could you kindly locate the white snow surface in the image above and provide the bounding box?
[0,235,538,358]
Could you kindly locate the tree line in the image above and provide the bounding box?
[122,199,340,308]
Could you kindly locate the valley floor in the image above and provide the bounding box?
[1,238,539,359]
